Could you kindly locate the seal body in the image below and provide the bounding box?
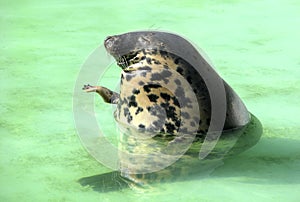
[104,31,250,131]
[82,31,262,189]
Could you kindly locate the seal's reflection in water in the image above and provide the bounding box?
[78,114,262,192]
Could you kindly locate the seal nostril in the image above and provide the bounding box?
[104,36,114,48]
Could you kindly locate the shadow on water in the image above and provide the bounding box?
[78,171,132,192]
[211,136,300,185]
[78,159,223,193]
[78,122,300,192]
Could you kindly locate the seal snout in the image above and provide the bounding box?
[104,36,115,49]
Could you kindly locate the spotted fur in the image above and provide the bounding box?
[116,49,209,137]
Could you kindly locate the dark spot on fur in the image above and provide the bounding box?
[163,64,169,69]
[129,101,137,108]
[161,69,172,77]
[141,56,146,60]
[139,66,152,71]
[152,58,161,65]
[138,124,145,129]
[176,67,183,74]
[150,73,161,81]
[165,106,177,120]
[175,87,185,97]
[138,81,145,86]
[160,102,169,108]
[147,94,159,102]
[127,115,132,123]
[141,72,147,77]
[132,89,140,94]
[172,97,180,107]
[160,93,171,101]
[126,74,133,81]
[181,112,190,119]
[128,95,137,107]
[117,99,122,113]
[135,107,143,115]
[143,84,161,93]
[175,87,192,106]
[159,50,168,58]
[148,105,165,118]
[146,57,151,64]
[123,107,133,123]
[165,123,176,133]
[174,79,181,85]
[120,74,124,85]
[123,107,129,117]
[151,70,172,83]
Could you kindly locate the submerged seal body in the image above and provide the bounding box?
[82,31,262,189]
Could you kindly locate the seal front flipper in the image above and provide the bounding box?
[82,84,119,104]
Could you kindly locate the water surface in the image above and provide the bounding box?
[1,0,300,201]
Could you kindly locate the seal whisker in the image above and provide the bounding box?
[123,56,128,67]
[121,56,126,69]
[117,54,124,69]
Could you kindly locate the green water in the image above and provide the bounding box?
[1,0,300,201]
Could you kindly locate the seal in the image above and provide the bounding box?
[81,31,262,191]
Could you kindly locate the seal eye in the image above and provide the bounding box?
[139,36,151,45]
